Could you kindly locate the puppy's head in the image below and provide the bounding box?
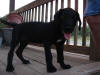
[54,8,81,40]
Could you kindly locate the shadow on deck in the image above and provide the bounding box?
[0,45,100,75]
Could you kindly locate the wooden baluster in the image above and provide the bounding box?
[25,11,27,22]
[66,0,71,45]
[82,0,86,46]
[27,11,29,22]
[21,12,25,22]
[28,10,30,22]
[33,8,35,21]
[26,11,28,22]
[22,12,25,22]
[45,3,48,22]
[38,6,40,22]
[61,0,64,8]
[41,4,44,22]
[35,7,37,21]
[50,1,53,21]
[55,0,58,12]
[31,8,34,22]
[74,0,78,46]
[68,0,71,7]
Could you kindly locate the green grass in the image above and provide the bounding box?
[69,35,90,46]
[0,23,8,28]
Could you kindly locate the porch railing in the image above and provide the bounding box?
[10,0,95,59]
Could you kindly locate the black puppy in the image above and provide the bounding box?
[0,8,81,73]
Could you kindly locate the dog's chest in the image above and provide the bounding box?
[56,39,63,43]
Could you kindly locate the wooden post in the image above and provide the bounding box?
[74,0,78,46]
[9,0,15,13]
[83,0,86,46]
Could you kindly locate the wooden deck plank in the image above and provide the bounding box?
[0,46,99,75]
[0,47,45,75]
[27,45,92,66]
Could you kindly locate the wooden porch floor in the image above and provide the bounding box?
[0,45,100,75]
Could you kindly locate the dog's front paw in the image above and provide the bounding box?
[6,65,14,72]
[23,60,30,64]
[47,65,57,73]
[60,63,71,69]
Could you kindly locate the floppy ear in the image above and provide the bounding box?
[54,9,64,21]
[76,12,81,31]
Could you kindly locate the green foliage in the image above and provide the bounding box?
[71,27,90,38]
[0,18,8,28]
[0,23,8,28]
[78,27,90,36]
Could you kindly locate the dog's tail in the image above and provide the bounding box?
[0,19,17,27]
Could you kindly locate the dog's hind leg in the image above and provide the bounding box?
[44,43,57,73]
[16,42,30,64]
[6,38,19,72]
[55,41,71,70]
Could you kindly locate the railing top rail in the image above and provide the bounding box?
[13,0,53,13]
